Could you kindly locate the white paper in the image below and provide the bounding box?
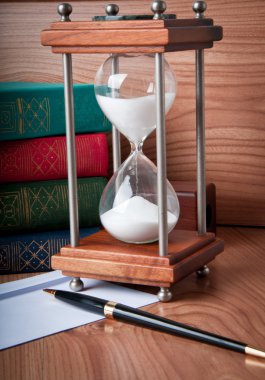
[0,271,157,350]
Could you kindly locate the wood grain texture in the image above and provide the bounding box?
[0,1,264,226]
[60,230,215,265]
[52,230,223,286]
[1,227,265,380]
[41,19,222,52]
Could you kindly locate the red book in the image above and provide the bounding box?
[0,133,108,183]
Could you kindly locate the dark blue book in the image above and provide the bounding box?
[0,227,100,274]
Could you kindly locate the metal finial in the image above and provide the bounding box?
[57,3,72,22]
[151,1,167,20]
[192,1,207,19]
[105,4,119,16]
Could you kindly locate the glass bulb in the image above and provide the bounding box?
[95,54,176,144]
[94,54,179,244]
[100,145,180,243]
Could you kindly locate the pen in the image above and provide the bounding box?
[43,289,265,359]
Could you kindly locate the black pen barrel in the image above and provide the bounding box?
[113,304,246,354]
[54,290,108,315]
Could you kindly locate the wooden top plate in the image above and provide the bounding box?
[41,18,222,54]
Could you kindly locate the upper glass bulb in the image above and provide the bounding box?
[94,54,177,144]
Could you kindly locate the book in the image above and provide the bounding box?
[0,227,100,274]
[0,133,109,183]
[0,82,111,141]
[0,177,107,233]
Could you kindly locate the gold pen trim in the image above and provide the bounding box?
[104,301,117,319]
[43,289,56,295]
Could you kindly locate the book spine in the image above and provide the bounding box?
[0,227,100,274]
[0,83,111,141]
[0,177,107,233]
[0,133,109,183]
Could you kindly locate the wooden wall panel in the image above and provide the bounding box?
[0,1,264,226]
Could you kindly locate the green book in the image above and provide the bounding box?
[0,82,111,141]
[0,177,107,233]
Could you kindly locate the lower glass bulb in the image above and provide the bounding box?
[99,149,180,244]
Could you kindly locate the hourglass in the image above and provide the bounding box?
[41,1,224,301]
[95,54,179,244]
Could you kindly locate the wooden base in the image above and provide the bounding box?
[52,229,224,288]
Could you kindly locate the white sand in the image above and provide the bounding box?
[100,195,178,243]
[96,93,175,143]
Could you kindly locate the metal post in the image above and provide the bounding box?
[62,53,80,247]
[193,1,210,278]
[155,52,168,257]
[111,55,121,172]
[195,48,207,235]
[105,5,121,172]
[58,3,83,291]
[155,52,172,302]
[193,1,207,235]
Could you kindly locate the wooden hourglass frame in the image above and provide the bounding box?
[41,1,224,301]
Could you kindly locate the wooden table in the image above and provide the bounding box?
[1,227,265,380]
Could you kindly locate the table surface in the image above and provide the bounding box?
[0,226,265,380]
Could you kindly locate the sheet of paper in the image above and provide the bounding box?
[0,271,157,350]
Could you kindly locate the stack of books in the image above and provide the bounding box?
[0,82,111,274]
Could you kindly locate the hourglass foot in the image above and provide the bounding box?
[157,287,173,302]
[196,265,210,278]
[69,277,84,291]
